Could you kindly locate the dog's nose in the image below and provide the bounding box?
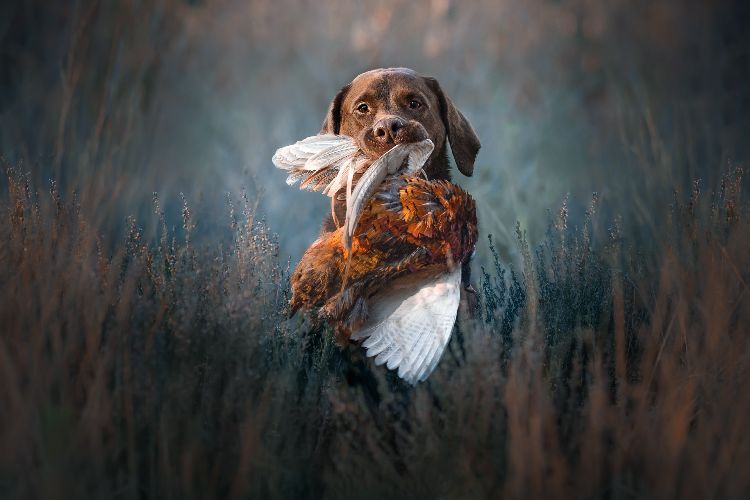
[373,117,405,143]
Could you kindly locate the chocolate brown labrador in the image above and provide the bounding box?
[320,67,481,229]
[319,67,481,311]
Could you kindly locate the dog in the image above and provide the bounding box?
[317,67,482,315]
[283,68,481,387]
[319,67,481,230]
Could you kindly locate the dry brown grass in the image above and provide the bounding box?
[1,166,748,499]
[2,1,749,498]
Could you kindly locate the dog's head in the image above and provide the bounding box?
[320,68,480,179]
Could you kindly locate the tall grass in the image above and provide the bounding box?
[2,1,749,497]
[2,165,748,499]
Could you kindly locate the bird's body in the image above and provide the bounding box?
[290,175,477,383]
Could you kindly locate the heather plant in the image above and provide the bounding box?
[2,165,749,499]
[2,2,749,497]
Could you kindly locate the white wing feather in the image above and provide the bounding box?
[351,267,462,384]
[272,134,357,171]
[272,134,360,194]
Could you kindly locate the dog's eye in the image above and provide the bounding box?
[356,103,369,114]
[408,99,422,109]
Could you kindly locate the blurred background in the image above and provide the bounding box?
[1,0,748,262]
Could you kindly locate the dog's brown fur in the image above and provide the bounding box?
[320,68,481,199]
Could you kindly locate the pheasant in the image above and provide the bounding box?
[276,136,478,383]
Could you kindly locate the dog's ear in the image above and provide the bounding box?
[425,77,481,176]
[319,84,351,134]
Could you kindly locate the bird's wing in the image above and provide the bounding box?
[350,266,461,384]
[272,134,356,170]
[272,134,359,192]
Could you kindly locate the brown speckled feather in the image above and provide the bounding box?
[290,175,477,337]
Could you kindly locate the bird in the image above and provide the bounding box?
[288,172,478,384]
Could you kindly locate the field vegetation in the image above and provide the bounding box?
[1,0,749,498]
